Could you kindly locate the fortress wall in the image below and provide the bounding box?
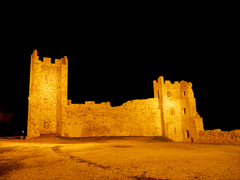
[27,50,206,142]
[61,98,162,137]
[198,129,240,145]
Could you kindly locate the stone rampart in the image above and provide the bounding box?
[198,129,240,145]
[61,98,162,137]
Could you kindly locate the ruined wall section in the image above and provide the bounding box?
[61,98,162,138]
[198,129,240,145]
[27,50,68,139]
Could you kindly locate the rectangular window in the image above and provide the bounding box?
[183,91,186,96]
[186,130,190,138]
[184,108,186,114]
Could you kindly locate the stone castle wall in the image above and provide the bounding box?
[28,50,240,144]
[61,98,162,137]
[198,129,240,145]
[27,50,240,144]
[27,50,205,142]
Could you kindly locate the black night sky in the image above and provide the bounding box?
[0,6,239,135]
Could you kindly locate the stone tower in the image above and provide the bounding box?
[153,76,204,142]
[27,50,68,139]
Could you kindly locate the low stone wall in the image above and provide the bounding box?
[198,129,240,145]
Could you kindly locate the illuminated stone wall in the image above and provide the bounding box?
[198,129,240,144]
[153,76,204,142]
[27,50,205,142]
[27,50,68,139]
[61,99,162,137]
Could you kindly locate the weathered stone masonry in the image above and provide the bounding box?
[61,99,162,138]
[27,50,238,144]
[27,50,203,142]
[27,50,68,138]
[198,129,240,145]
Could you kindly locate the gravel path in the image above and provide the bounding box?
[0,135,239,180]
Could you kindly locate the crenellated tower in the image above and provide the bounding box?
[27,50,68,139]
[153,76,204,142]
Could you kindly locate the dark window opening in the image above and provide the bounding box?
[183,108,186,114]
[186,130,190,138]
[183,91,186,96]
[167,92,171,97]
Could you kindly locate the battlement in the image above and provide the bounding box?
[31,50,68,67]
[154,76,192,89]
[164,80,180,88]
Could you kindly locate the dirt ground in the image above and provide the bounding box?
[0,135,239,180]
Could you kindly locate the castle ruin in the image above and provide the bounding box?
[27,50,204,142]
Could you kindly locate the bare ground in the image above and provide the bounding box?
[0,134,239,180]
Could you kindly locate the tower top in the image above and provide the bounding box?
[32,49,38,56]
[31,49,39,62]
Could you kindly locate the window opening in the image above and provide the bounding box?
[183,91,186,96]
[183,108,186,114]
[167,92,171,97]
[186,130,190,138]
